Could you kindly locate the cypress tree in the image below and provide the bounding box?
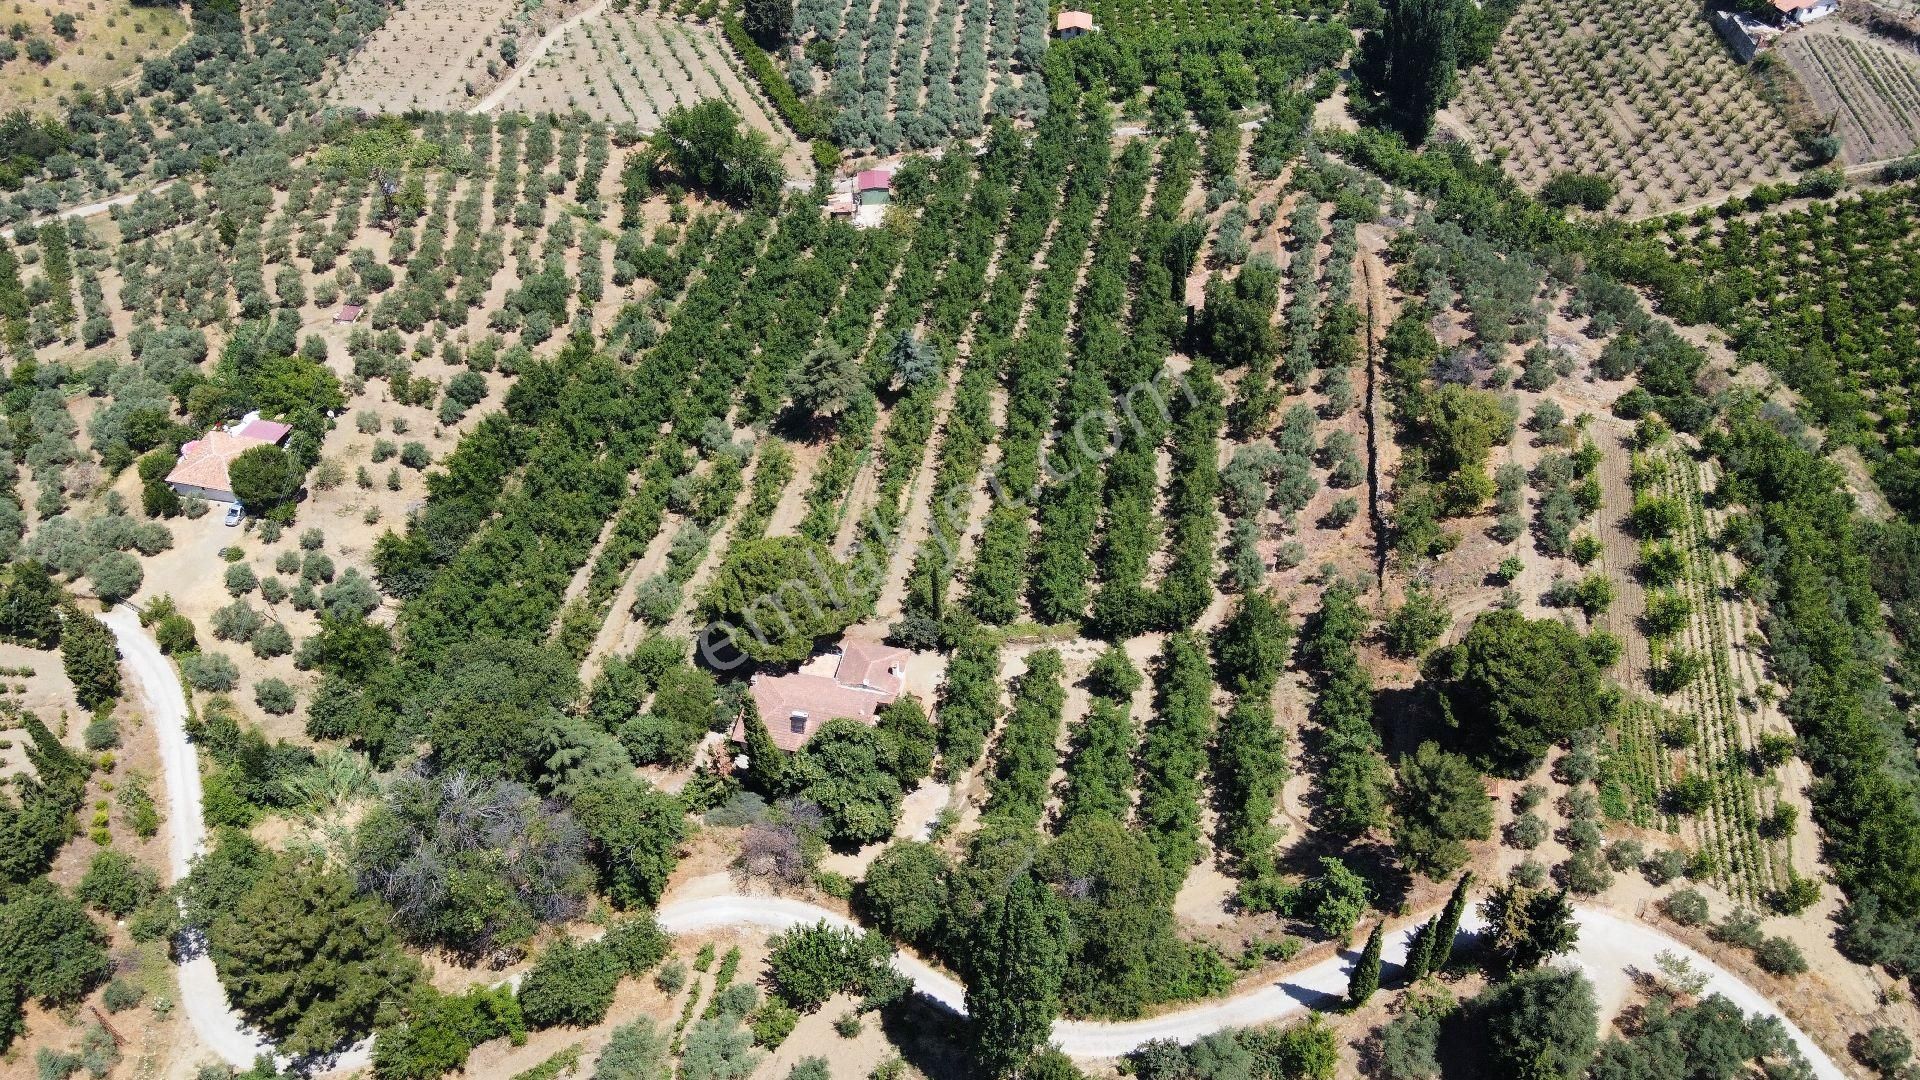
[1403,917,1437,982]
[965,870,1068,1077]
[738,698,788,795]
[1429,872,1474,974]
[58,607,120,710]
[1349,920,1385,1007]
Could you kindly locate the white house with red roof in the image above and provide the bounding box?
[165,411,291,504]
[731,638,912,753]
[1772,0,1836,23]
[1055,10,1093,37]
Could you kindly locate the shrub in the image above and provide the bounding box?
[254,678,297,715]
[1505,812,1547,849]
[83,713,120,751]
[211,601,261,643]
[1662,888,1709,926]
[517,938,622,1029]
[1711,909,1764,949]
[1755,936,1806,976]
[101,978,144,1013]
[1855,1025,1913,1076]
[654,959,687,994]
[88,551,143,604]
[1539,171,1617,212]
[1604,839,1644,872]
[180,651,239,692]
[224,563,257,597]
[77,850,160,916]
[749,1000,798,1048]
[1640,849,1688,886]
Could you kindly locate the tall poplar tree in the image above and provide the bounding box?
[964,870,1068,1076]
[1360,0,1472,145]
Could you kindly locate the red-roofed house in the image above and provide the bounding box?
[1771,0,1836,22]
[855,170,892,207]
[1056,10,1093,37]
[165,411,292,504]
[334,304,363,325]
[731,639,912,753]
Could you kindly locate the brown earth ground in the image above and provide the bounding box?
[0,0,187,114]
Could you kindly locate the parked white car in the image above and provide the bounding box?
[223,504,244,527]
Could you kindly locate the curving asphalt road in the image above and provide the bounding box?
[106,611,1847,1075]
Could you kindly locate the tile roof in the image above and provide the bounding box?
[1057,10,1093,30]
[738,673,892,752]
[334,304,363,324]
[235,418,291,445]
[730,639,913,752]
[164,429,277,497]
[835,640,908,697]
[856,169,892,192]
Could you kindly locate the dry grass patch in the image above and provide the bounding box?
[0,0,186,114]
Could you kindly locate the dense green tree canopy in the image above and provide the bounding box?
[649,100,784,208]
[790,718,905,844]
[227,443,301,514]
[1479,883,1580,978]
[857,840,952,948]
[1390,741,1492,878]
[0,884,109,1009]
[351,771,592,957]
[208,857,420,1056]
[1425,610,1609,774]
[1470,967,1598,1080]
[1357,0,1473,144]
[701,536,862,664]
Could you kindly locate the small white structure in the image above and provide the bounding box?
[1055,10,1093,38]
[1773,0,1838,24]
[824,168,895,229]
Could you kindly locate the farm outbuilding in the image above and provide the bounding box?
[856,169,892,207]
[1711,6,1785,60]
[1056,10,1093,37]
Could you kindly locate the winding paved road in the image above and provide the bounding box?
[105,611,1846,1075]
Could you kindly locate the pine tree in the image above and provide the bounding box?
[1429,872,1473,974]
[1403,917,1437,981]
[964,870,1068,1076]
[1348,920,1384,1007]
